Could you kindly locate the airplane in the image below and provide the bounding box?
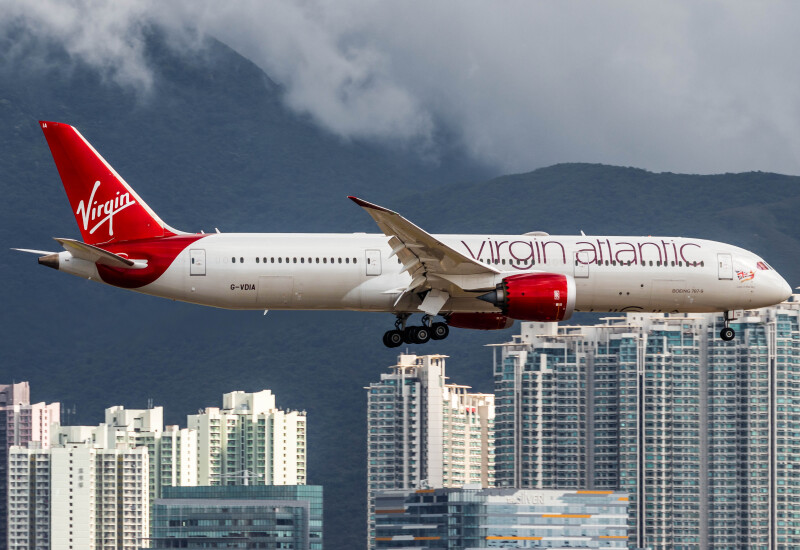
[14,121,793,347]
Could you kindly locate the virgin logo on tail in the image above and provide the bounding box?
[76,180,137,237]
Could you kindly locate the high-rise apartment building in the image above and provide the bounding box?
[366,354,495,547]
[0,382,59,550]
[492,298,800,550]
[6,389,304,550]
[51,406,198,508]
[188,390,307,486]
[8,442,149,550]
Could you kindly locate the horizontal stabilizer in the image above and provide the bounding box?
[54,238,138,269]
[11,248,57,255]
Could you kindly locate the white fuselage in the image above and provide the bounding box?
[55,232,792,316]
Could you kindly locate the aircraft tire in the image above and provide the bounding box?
[404,326,418,344]
[415,326,431,344]
[431,322,449,340]
[384,330,404,348]
[720,327,735,341]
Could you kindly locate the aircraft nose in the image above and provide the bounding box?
[770,274,793,305]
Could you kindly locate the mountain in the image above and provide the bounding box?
[404,164,800,284]
[2,31,800,550]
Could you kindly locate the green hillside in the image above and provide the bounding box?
[2,31,800,550]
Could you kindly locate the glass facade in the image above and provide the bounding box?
[150,485,323,549]
[374,487,628,549]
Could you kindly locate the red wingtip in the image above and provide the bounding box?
[348,196,394,213]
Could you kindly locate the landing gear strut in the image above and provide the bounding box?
[382,314,449,348]
[720,311,736,341]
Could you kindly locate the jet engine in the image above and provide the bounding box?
[478,272,576,322]
[447,313,515,330]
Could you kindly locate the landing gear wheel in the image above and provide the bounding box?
[404,326,418,344]
[415,326,431,344]
[431,322,449,340]
[720,327,735,341]
[383,330,403,348]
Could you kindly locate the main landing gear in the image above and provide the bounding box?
[383,314,450,348]
[720,311,736,341]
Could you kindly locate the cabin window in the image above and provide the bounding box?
[286,257,290,263]
[346,258,350,263]
[308,258,312,264]
[671,261,675,266]
[256,257,260,263]
[338,258,342,264]
[649,261,653,266]
[353,258,357,264]
[700,261,705,267]
[323,258,327,264]
[271,258,275,263]
[316,258,319,263]
[232,257,236,263]
[263,257,267,263]
[330,258,334,263]
[293,258,297,263]
[239,257,243,263]
[278,258,282,263]
[300,258,304,263]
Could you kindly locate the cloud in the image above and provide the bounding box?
[2,0,156,91]
[3,0,800,175]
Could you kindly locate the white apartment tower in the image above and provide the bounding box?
[8,443,149,550]
[1,382,60,550]
[188,390,307,486]
[366,354,495,547]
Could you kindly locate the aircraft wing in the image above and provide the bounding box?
[349,196,500,312]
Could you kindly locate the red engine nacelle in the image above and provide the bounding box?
[447,313,515,331]
[479,272,576,322]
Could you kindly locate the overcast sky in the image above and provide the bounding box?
[4,0,800,175]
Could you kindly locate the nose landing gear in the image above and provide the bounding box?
[383,314,450,348]
[720,311,736,341]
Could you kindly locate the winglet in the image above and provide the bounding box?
[348,196,395,214]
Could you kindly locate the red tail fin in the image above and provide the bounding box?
[39,121,176,245]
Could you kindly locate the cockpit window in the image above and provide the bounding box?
[757,261,770,271]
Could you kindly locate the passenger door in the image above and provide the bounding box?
[717,253,733,280]
[365,250,382,276]
[190,249,206,276]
